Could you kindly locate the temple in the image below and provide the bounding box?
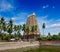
[23,13,40,40]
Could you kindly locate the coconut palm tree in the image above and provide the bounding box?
[26,26,30,35]
[7,19,13,38]
[17,25,22,33]
[14,25,17,38]
[34,25,37,35]
[31,26,35,34]
[16,25,22,39]
[0,17,5,34]
[0,18,1,35]
[0,17,4,39]
[26,26,30,40]
[42,23,45,37]
[22,24,30,40]
[35,25,37,31]
[0,17,7,40]
[14,25,17,34]
[22,24,26,34]
[57,33,60,40]
[2,22,7,33]
[30,25,35,39]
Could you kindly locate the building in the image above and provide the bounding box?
[23,13,40,40]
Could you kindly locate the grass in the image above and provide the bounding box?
[25,46,60,52]
[0,46,60,52]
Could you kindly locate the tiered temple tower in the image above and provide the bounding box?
[23,13,40,40]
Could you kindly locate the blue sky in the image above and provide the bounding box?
[0,0,60,35]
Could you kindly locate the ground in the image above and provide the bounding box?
[0,41,60,52]
[0,41,39,51]
[0,46,60,52]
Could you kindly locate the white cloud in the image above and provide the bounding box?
[43,5,49,8]
[51,24,60,27]
[12,12,28,20]
[20,22,25,25]
[11,18,16,20]
[47,23,60,28]
[0,0,14,11]
[14,22,25,25]
[40,15,48,19]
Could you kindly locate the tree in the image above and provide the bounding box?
[58,33,60,36]
[22,24,26,34]
[14,25,17,35]
[47,32,52,40]
[17,31,21,38]
[52,35,58,40]
[30,25,38,38]
[31,26,35,34]
[0,17,5,34]
[0,18,1,39]
[1,34,10,41]
[57,33,60,40]
[16,25,22,39]
[36,37,42,41]
[2,22,7,33]
[26,26,30,35]
[26,26,30,40]
[7,19,13,38]
[34,25,38,35]
[42,23,45,36]
[0,17,6,40]
[17,25,22,32]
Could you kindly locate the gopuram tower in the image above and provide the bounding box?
[23,13,40,40]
